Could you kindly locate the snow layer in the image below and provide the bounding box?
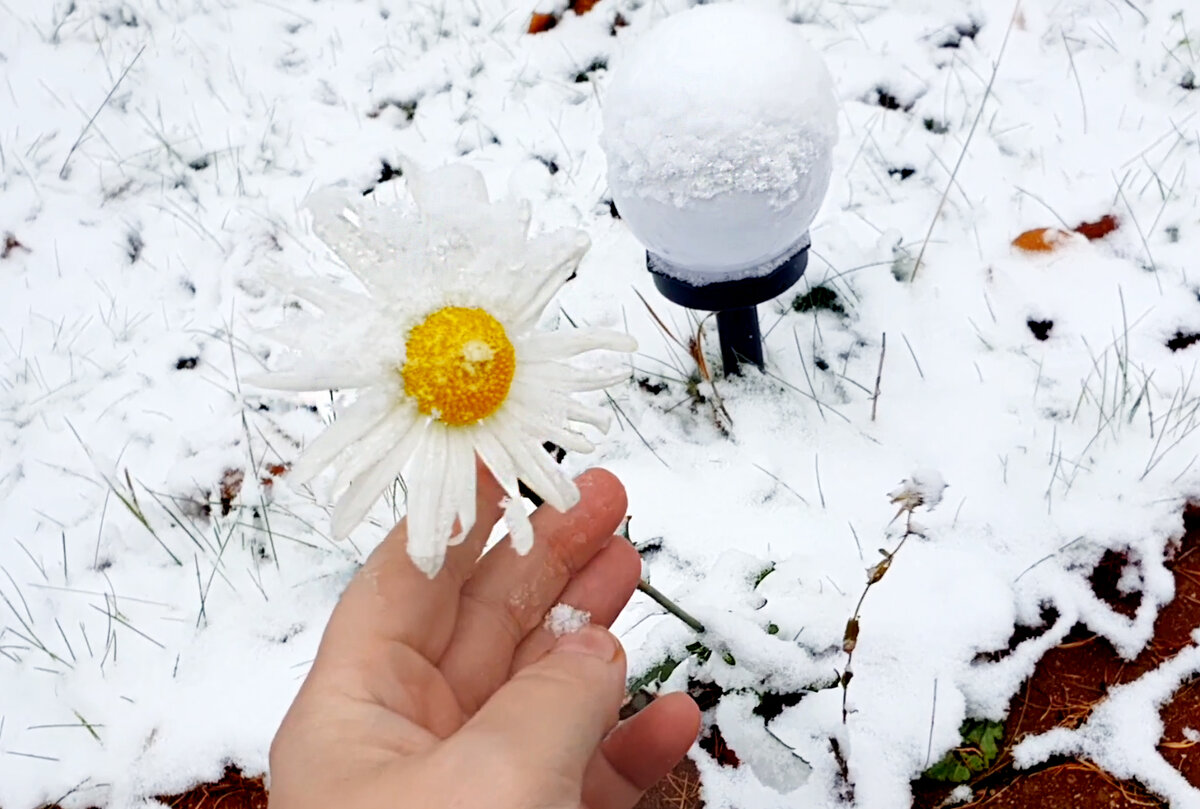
[1,1,1199,809]
[1014,635,1200,809]
[602,3,838,272]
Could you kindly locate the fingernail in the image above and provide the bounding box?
[554,625,620,662]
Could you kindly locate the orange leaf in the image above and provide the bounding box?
[1012,227,1071,252]
[1073,214,1118,241]
[572,0,601,13]
[528,12,558,33]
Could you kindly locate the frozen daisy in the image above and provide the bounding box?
[254,163,635,577]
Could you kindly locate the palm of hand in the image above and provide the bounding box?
[269,468,700,809]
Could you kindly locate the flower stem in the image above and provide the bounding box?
[637,579,705,634]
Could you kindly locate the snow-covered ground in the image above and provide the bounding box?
[2,0,1199,807]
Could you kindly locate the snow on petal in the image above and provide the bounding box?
[503,497,536,555]
[402,160,490,214]
[506,230,591,329]
[305,189,403,289]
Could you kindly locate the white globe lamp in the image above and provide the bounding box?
[602,3,838,373]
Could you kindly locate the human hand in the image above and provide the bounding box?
[268,466,701,809]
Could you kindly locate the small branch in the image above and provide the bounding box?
[1061,29,1088,133]
[871,332,887,421]
[794,327,826,422]
[842,510,920,722]
[911,2,1020,281]
[901,333,924,380]
[924,677,939,767]
[814,453,827,509]
[637,579,705,634]
[60,46,147,180]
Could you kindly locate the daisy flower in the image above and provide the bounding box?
[253,163,636,577]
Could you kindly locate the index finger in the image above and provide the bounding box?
[437,468,628,714]
[317,458,508,672]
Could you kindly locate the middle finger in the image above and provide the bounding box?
[436,467,627,714]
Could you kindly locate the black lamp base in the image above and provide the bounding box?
[646,242,809,375]
[715,306,763,372]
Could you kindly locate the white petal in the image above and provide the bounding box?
[473,424,522,497]
[289,390,394,485]
[405,429,453,577]
[516,329,638,362]
[524,443,582,512]
[246,366,381,392]
[403,161,490,213]
[491,413,579,512]
[504,401,595,454]
[306,190,402,289]
[519,362,631,393]
[330,418,428,540]
[261,269,371,316]
[332,408,423,494]
[540,426,594,455]
[567,400,612,432]
[503,497,535,556]
[507,231,590,330]
[508,379,608,427]
[444,431,477,547]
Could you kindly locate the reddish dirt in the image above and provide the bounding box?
[949,760,1162,808]
[635,757,704,809]
[154,768,268,809]
[912,504,1200,808]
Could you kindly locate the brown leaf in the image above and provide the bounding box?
[843,618,860,653]
[1073,214,1118,241]
[571,0,601,14]
[528,12,558,33]
[260,462,290,489]
[688,335,711,384]
[866,556,892,584]
[219,468,245,517]
[2,233,29,259]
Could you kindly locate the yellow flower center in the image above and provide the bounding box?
[402,306,516,426]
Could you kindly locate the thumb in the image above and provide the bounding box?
[460,624,626,779]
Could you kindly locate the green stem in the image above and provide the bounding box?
[637,579,705,634]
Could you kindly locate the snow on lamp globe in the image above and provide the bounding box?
[601,3,838,374]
